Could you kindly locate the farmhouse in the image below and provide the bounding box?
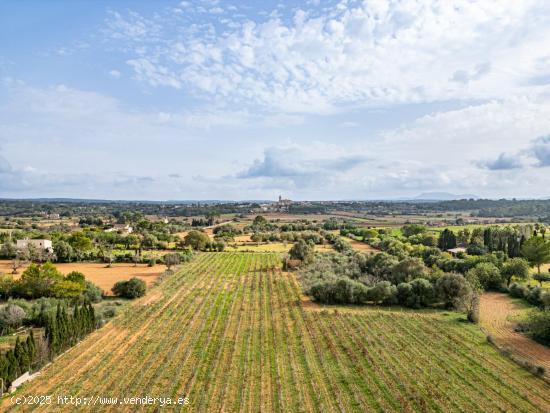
[447,246,467,257]
[16,238,53,253]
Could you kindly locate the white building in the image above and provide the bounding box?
[16,239,53,253]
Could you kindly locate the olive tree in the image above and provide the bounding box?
[501,257,530,286]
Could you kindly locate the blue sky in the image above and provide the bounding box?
[1,0,550,200]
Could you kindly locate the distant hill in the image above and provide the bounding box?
[414,192,480,201]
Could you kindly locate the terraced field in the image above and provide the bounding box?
[6,252,550,412]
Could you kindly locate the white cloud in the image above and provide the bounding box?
[109,69,121,78]
[105,1,550,114]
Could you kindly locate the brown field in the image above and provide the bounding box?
[479,292,550,377]
[234,234,252,243]
[0,261,165,295]
[342,237,379,253]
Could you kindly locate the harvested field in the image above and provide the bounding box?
[0,261,164,295]
[479,292,550,377]
[342,237,379,253]
[5,253,550,412]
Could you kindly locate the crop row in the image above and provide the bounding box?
[7,252,550,413]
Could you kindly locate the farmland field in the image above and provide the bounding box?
[342,237,379,253]
[479,292,550,377]
[5,252,550,412]
[0,261,165,294]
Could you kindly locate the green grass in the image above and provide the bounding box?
[6,252,550,412]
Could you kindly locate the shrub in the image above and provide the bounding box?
[390,257,427,284]
[396,282,413,306]
[164,253,181,270]
[184,230,210,251]
[525,286,543,307]
[435,273,471,309]
[0,304,26,334]
[148,258,157,267]
[309,278,369,305]
[533,273,550,287]
[508,282,528,299]
[367,281,397,305]
[84,281,103,303]
[102,306,117,318]
[112,277,146,299]
[289,239,315,264]
[527,310,550,346]
[466,244,486,256]
[466,262,502,291]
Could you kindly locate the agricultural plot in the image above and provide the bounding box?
[0,261,165,294]
[5,252,550,412]
[479,292,550,377]
[342,237,379,253]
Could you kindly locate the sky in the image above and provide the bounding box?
[1,0,550,201]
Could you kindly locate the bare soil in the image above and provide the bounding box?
[479,292,550,377]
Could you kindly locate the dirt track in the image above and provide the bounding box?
[479,292,550,377]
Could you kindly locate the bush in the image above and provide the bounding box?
[84,281,103,303]
[163,253,181,270]
[102,306,117,318]
[533,273,550,287]
[0,304,26,334]
[309,278,369,305]
[404,278,434,308]
[289,239,315,264]
[112,277,146,299]
[466,244,486,256]
[525,286,543,307]
[508,282,528,299]
[396,282,413,306]
[435,273,471,309]
[527,310,550,346]
[148,258,157,267]
[367,281,397,305]
[390,257,427,284]
[466,262,502,291]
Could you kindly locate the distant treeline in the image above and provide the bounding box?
[1,199,550,220]
[0,200,257,218]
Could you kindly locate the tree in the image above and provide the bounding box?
[401,224,426,237]
[466,263,502,291]
[0,242,16,259]
[527,310,550,346]
[438,229,457,250]
[53,240,74,263]
[397,279,434,308]
[390,257,427,284]
[501,257,530,286]
[11,257,23,274]
[68,232,92,259]
[521,237,550,274]
[0,304,26,335]
[17,263,63,298]
[164,253,181,271]
[112,277,146,299]
[184,231,210,251]
[459,290,480,323]
[289,239,314,264]
[252,215,268,228]
[84,281,103,303]
[50,280,85,299]
[436,273,471,309]
[99,243,114,268]
[367,281,397,305]
[0,274,15,299]
[533,272,550,287]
